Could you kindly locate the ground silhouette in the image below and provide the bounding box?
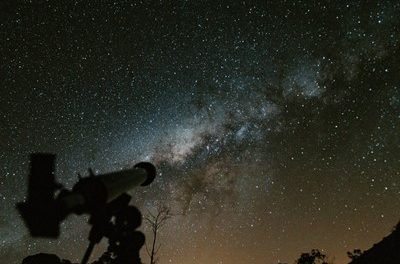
[22,253,73,264]
[348,222,400,264]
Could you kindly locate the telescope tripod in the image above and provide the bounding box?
[81,193,145,264]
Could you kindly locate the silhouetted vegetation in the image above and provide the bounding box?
[347,249,363,260]
[145,206,171,264]
[295,249,329,264]
[21,217,400,264]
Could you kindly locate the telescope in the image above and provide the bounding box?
[17,153,156,264]
[18,153,156,237]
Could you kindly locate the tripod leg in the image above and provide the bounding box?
[81,241,95,264]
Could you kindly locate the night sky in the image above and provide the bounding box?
[1,1,400,263]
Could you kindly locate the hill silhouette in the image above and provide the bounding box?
[349,222,400,264]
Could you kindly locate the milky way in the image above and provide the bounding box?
[1,1,400,264]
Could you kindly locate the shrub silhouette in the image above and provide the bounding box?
[295,249,329,264]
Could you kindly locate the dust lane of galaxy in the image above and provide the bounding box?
[1,1,400,264]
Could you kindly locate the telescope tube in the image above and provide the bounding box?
[61,162,156,213]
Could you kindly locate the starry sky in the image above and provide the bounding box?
[1,1,399,264]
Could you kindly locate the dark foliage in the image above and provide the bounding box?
[347,249,363,260]
[295,249,329,264]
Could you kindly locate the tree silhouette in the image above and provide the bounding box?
[347,249,363,260]
[295,249,329,264]
[145,206,171,264]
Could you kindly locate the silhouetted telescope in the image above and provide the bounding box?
[17,153,156,238]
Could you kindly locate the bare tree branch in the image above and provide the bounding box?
[145,205,171,264]
[145,243,151,257]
